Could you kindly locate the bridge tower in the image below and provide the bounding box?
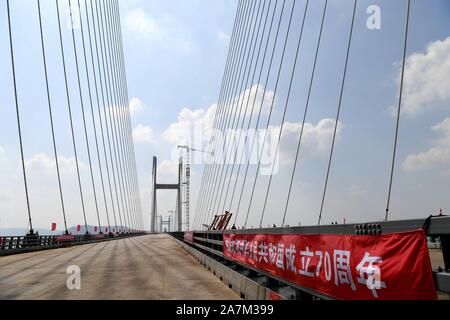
[151,156,182,233]
[158,215,173,232]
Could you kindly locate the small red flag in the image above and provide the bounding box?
[51,223,57,232]
[105,227,109,233]
[76,225,81,232]
[94,226,98,233]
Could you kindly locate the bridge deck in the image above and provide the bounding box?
[0,234,239,300]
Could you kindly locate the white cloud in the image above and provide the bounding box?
[157,160,178,177]
[227,84,275,117]
[124,9,162,40]
[133,125,155,144]
[218,31,230,42]
[401,37,450,116]
[403,118,450,172]
[162,84,275,149]
[270,119,343,166]
[25,153,86,176]
[163,105,217,147]
[124,8,193,54]
[129,98,145,116]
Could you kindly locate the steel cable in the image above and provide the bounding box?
[56,0,89,233]
[6,0,34,233]
[260,0,310,227]
[318,0,358,226]
[37,0,69,234]
[385,0,411,221]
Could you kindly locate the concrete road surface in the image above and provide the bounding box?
[0,234,239,300]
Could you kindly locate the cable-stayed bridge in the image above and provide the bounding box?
[0,0,449,300]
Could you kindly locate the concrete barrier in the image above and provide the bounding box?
[243,278,260,300]
[174,239,288,301]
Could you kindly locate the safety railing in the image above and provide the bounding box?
[175,216,450,299]
[0,232,146,254]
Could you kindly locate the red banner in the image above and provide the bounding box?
[184,231,194,244]
[223,230,436,300]
[55,235,75,243]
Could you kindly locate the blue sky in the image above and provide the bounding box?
[0,0,449,231]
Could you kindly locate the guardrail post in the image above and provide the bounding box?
[295,288,313,301]
[24,233,39,248]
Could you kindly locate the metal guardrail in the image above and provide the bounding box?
[196,216,450,236]
[173,216,450,299]
[0,232,146,255]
